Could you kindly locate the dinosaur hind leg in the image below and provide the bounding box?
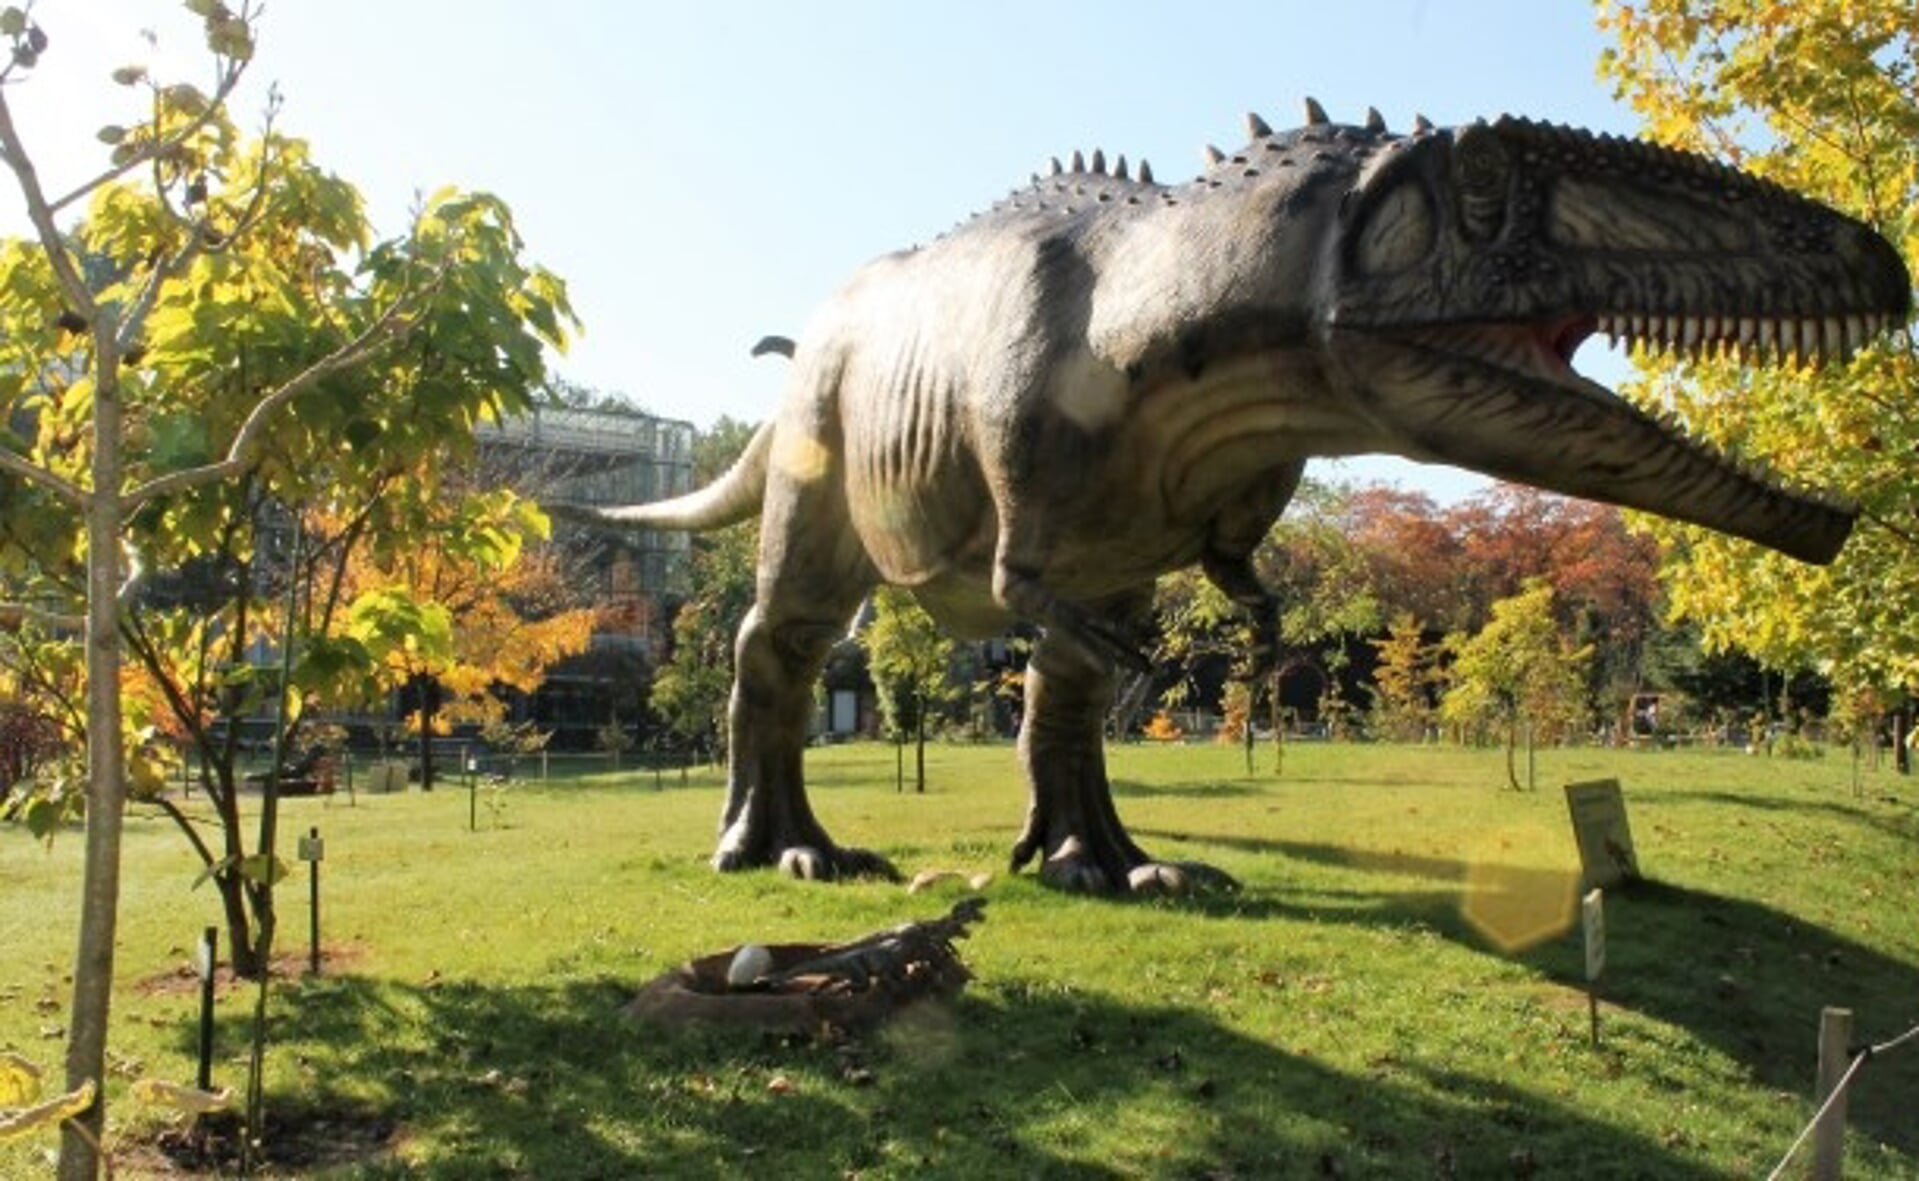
[714,598,894,881]
[712,457,893,882]
[1010,608,1238,896]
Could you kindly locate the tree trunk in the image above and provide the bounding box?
[59,366,125,1181]
[415,676,437,790]
[1504,716,1521,791]
[1271,667,1285,778]
[913,689,926,793]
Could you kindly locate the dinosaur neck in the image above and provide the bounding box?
[1130,350,1367,525]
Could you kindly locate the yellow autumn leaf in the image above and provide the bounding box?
[0,1053,42,1108]
[131,1077,234,1113]
[0,1078,95,1143]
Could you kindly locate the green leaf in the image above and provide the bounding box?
[0,8,22,37]
[96,125,127,146]
[163,84,207,117]
[238,853,288,887]
[190,854,239,891]
[110,64,147,86]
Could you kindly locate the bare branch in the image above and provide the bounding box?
[0,601,86,632]
[0,89,98,318]
[0,443,87,507]
[138,794,220,870]
[120,270,444,508]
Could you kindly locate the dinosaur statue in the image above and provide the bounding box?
[573,102,1911,893]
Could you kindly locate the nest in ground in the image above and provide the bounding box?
[624,897,985,1034]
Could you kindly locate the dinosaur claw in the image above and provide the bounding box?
[779,846,832,881]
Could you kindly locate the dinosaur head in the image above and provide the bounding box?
[1319,114,1911,564]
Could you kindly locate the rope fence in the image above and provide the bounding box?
[1765,1012,1919,1181]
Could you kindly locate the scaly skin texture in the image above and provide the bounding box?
[575,103,1911,892]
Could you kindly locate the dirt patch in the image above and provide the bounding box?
[117,1101,399,1178]
[134,943,369,999]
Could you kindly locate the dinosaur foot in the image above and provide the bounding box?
[712,838,900,883]
[1027,836,1238,897]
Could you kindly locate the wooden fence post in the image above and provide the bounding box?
[1812,1006,1854,1180]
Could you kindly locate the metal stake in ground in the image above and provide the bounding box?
[299,827,325,976]
[196,926,217,1091]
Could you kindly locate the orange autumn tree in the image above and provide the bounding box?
[332,485,595,789]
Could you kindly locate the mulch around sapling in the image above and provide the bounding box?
[134,943,369,998]
[116,1100,400,1177]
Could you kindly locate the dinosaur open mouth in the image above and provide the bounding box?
[1547,316,1596,369]
[1436,308,1896,398]
[1590,310,1893,367]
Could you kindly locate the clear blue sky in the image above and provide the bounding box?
[18,1,1642,500]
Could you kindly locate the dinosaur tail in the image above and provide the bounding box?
[566,419,773,533]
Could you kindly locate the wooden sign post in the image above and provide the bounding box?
[1582,887,1605,1047]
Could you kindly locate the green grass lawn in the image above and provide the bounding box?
[3,740,1916,1178]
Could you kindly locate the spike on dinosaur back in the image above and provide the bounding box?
[1246,111,1273,139]
[1303,96,1329,126]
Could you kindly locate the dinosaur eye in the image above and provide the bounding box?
[1353,182,1435,276]
[1452,124,1510,241]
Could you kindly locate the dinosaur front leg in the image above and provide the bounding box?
[713,606,897,883]
[1009,628,1238,896]
[1200,460,1302,686]
[1202,551,1280,684]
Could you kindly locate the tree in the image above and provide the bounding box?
[336,487,596,791]
[1440,579,1593,789]
[1369,611,1439,742]
[1595,2,1919,728]
[0,6,573,1172]
[861,585,957,793]
[1342,482,1663,725]
[1155,479,1381,772]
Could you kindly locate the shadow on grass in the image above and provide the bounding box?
[1139,827,1919,1156]
[1108,778,1262,799]
[191,966,1729,1179]
[1656,788,1917,842]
